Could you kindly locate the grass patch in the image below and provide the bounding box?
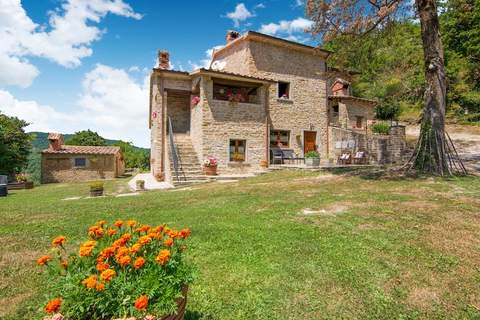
[1,171,480,319]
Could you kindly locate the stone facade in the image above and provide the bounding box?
[149,31,405,182]
[41,134,124,184]
[41,153,122,183]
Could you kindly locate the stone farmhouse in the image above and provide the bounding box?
[41,133,125,184]
[149,31,407,185]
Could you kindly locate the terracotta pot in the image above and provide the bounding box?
[203,165,217,176]
[159,285,188,320]
[260,160,268,168]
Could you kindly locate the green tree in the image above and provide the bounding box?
[65,130,106,146]
[0,112,32,178]
[113,141,150,170]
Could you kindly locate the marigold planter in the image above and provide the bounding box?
[89,188,104,197]
[203,165,217,176]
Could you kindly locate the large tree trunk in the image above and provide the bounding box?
[408,0,466,175]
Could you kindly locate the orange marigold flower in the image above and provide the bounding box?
[127,220,137,227]
[130,243,142,254]
[134,257,146,269]
[148,231,162,239]
[45,298,62,314]
[100,268,116,282]
[82,275,97,289]
[79,245,94,257]
[51,235,66,247]
[138,235,152,245]
[107,228,117,236]
[155,249,171,265]
[116,246,129,258]
[121,233,133,241]
[37,255,51,266]
[96,261,110,272]
[96,220,107,226]
[152,225,164,233]
[83,240,97,247]
[136,224,151,233]
[163,238,174,247]
[88,225,104,238]
[134,295,149,311]
[112,238,127,248]
[61,260,68,269]
[101,246,115,258]
[179,228,191,239]
[96,282,105,291]
[168,229,179,239]
[119,255,131,267]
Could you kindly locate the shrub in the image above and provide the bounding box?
[37,220,194,319]
[371,122,391,135]
[305,151,320,158]
[89,181,104,190]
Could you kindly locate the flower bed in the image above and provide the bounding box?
[37,220,194,319]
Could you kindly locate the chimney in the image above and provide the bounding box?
[158,50,170,70]
[48,133,64,151]
[226,30,240,44]
[331,79,351,96]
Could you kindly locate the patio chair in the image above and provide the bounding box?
[353,151,368,164]
[281,149,304,164]
[271,148,283,164]
[337,152,352,165]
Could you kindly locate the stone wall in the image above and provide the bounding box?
[41,154,118,183]
[199,77,267,174]
[167,92,190,133]
[212,38,329,158]
[328,125,408,164]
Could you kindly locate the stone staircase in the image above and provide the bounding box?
[168,134,208,187]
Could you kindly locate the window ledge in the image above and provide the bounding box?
[227,162,251,167]
[276,98,293,104]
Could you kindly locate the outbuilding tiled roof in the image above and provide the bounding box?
[328,95,377,106]
[42,145,121,155]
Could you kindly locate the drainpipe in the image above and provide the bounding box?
[264,85,270,167]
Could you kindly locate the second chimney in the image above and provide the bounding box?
[226,30,240,44]
[48,133,64,151]
[158,50,170,70]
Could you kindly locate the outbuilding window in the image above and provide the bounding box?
[229,139,246,162]
[278,81,290,99]
[74,157,87,167]
[355,116,364,129]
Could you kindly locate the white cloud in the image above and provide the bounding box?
[188,45,224,70]
[294,0,304,7]
[226,3,254,27]
[0,64,150,147]
[254,3,266,9]
[0,0,142,87]
[259,17,313,42]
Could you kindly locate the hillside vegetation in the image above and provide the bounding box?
[324,0,479,124]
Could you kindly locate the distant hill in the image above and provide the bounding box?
[29,132,149,151]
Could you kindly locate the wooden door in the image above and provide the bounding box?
[304,131,317,154]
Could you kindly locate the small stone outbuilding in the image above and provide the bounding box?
[41,133,125,184]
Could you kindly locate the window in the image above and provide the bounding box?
[332,105,339,114]
[270,130,290,148]
[278,81,290,99]
[74,157,86,167]
[355,116,364,128]
[229,139,246,162]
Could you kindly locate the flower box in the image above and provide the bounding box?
[38,220,194,319]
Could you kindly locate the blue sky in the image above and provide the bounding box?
[0,0,316,147]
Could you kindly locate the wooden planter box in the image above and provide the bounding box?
[7,181,34,190]
[203,165,217,176]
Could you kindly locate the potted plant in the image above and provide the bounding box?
[37,220,194,320]
[136,179,145,191]
[15,173,34,189]
[203,156,218,175]
[89,181,104,197]
[260,159,268,168]
[305,151,320,167]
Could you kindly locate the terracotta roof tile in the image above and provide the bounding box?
[47,133,62,140]
[42,145,121,155]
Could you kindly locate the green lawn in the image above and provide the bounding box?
[1,170,480,319]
